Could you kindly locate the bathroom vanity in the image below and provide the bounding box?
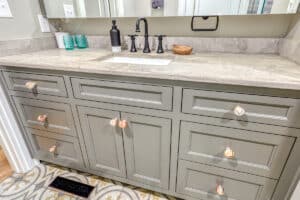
[0,49,300,200]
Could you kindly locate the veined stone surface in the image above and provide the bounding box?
[0,49,299,90]
[0,37,57,57]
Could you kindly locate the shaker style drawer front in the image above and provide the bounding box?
[182,89,300,128]
[3,71,67,97]
[177,160,277,200]
[27,128,84,169]
[71,78,173,110]
[179,122,294,178]
[13,97,76,136]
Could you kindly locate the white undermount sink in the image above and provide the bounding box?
[103,56,172,66]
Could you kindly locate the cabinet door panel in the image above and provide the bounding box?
[179,121,294,178]
[3,71,67,97]
[78,106,126,178]
[177,160,277,200]
[27,128,84,169]
[121,112,171,190]
[13,97,76,136]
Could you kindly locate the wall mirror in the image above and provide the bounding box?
[42,0,299,18]
[42,0,110,18]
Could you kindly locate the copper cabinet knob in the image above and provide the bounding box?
[224,147,235,159]
[118,120,127,129]
[110,118,118,127]
[49,145,57,153]
[216,184,225,195]
[37,114,48,123]
[25,81,37,90]
[233,105,245,117]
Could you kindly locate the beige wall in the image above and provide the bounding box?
[53,14,295,38]
[0,0,52,41]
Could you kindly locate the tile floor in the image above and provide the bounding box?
[0,163,179,200]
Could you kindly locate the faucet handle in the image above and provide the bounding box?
[128,34,138,52]
[155,35,166,39]
[128,34,138,38]
[155,35,166,54]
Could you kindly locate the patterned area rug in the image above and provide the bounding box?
[0,163,179,200]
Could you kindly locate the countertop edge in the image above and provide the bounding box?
[1,62,300,92]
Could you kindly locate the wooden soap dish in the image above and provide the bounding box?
[172,45,193,55]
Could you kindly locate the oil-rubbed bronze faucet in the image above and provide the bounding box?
[136,17,151,53]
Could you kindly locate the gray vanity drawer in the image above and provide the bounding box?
[27,128,84,169]
[177,160,277,200]
[71,78,173,110]
[179,121,294,178]
[182,89,300,128]
[13,97,77,136]
[3,71,67,97]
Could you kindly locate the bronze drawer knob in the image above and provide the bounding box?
[49,145,57,153]
[37,114,48,123]
[25,81,37,90]
[119,120,128,129]
[233,105,245,117]
[110,118,118,127]
[216,184,225,195]
[224,147,235,159]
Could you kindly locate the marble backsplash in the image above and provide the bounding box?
[0,37,57,57]
[279,15,300,64]
[0,35,283,57]
[87,35,280,54]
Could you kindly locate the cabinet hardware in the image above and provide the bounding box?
[110,118,118,127]
[37,114,48,123]
[25,81,37,90]
[49,145,57,153]
[224,147,235,159]
[119,120,128,129]
[216,184,225,195]
[233,105,245,117]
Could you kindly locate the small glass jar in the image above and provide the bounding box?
[75,34,88,49]
[63,34,74,50]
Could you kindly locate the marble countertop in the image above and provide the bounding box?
[0,48,300,90]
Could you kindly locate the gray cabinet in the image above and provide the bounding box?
[77,106,126,178]
[2,68,299,200]
[78,107,172,189]
[122,112,171,190]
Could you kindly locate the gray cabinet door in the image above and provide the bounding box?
[177,160,277,200]
[13,97,77,136]
[121,112,171,190]
[27,128,84,169]
[71,78,173,111]
[179,121,295,179]
[77,106,126,178]
[182,89,300,128]
[3,71,67,97]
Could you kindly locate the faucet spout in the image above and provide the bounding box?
[136,17,150,53]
